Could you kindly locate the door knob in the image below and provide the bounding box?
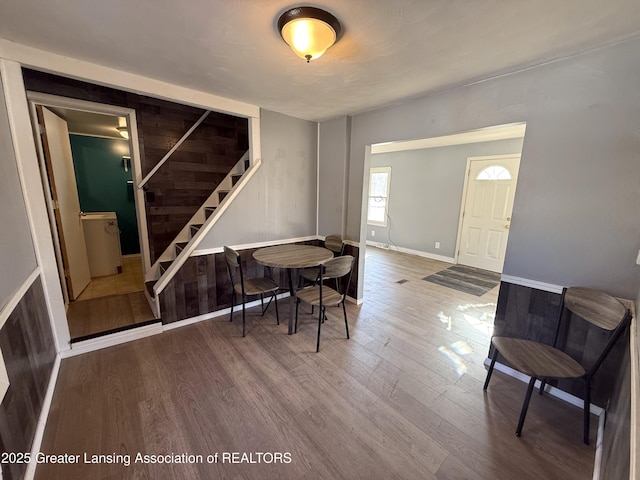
[504,224,510,229]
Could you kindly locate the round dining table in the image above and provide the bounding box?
[253,244,333,334]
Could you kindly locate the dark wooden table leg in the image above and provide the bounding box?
[287,268,295,334]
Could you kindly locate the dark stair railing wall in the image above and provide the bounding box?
[21,69,250,265]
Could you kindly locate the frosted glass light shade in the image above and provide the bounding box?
[278,7,341,62]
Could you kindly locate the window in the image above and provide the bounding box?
[476,165,512,180]
[367,167,391,226]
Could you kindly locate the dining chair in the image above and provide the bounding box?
[300,234,345,286]
[483,286,631,444]
[223,246,279,337]
[294,255,354,352]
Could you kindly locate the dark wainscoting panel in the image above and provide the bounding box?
[160,240,361,325]
[0,277,56,480]
[492,281,629,408]
[343,242,360,300]
[599,327,630,480]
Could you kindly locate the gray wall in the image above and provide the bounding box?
[318,116,350,237]
[197,109,317,248]
[367,138,524,257]
[343,36,640,298]
[0,74,36,310]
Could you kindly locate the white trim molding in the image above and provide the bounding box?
[499,275,564,294]
[365,241,456,264]
[59,322,163,358]
[192,235,319,257]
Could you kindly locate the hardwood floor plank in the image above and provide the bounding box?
[35,247,595,480]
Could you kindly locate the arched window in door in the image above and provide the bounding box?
[476,165,512,180]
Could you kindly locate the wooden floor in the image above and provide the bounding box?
[37,247,595,479]
[76,256,145,301]
[66,291,157,340]
[68,256,154,340]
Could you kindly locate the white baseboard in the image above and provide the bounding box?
[592,410,606,480]
[25,353,61,480]
[60,322,163,358]
[499,275,563,294]
[365,241,456,264]
[192,236,319,257]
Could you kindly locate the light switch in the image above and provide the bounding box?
[636,249,640,265]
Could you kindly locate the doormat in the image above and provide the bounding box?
[422,265,501,296]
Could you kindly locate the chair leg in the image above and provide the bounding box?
[316,305,323,352]
[260,294,274,316]
[583,379,591,445]
[274,293,279,325]
[516,376,537,437]
[229,291,235,323]
[539,380,547,395]
[343,301,350,339]
[294,298,300,333]
[241,296,246,337]
[483,348,499,390]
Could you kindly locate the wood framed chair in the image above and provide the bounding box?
[300,234,345,286]
[483,286,631,444]
[224,246,279,337]
[294,255,354,352]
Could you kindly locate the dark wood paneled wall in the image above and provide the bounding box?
[22,69,248,262]
[0,277,56,480]
[160,241,361,325]
[599,327,630,479]
[492,282,629,407]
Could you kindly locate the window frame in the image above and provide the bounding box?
[367,166,391,227]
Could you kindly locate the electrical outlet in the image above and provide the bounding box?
[435,241,440,249]
[371,230,375,237]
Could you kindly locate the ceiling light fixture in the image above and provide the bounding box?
[278,6,342,63]
[116,126,129,139]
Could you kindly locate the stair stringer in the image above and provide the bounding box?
[151,156,262,297]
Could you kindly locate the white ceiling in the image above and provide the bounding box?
[2,0,640,122]
[48,108,125,139]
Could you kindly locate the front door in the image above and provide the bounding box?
[457,155,520,273]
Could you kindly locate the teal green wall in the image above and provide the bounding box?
[70,135,140,255]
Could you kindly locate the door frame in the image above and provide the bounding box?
[26,92,151,302]
[454,153,521,269]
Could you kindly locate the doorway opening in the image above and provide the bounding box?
[363,122,525,273]
[361,123,526,372]
[27,93,158,342]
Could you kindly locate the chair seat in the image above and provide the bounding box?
[296,285,342,307]
[235,277,279,296]
[493,337,586,379]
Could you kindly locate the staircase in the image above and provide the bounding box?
[144,151,252,305]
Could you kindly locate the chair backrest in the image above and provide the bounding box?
[223,246,244,289]
[319,255,354,296]
[563,287,627,330]
[556,286,631,377]
[324,234,345,256]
